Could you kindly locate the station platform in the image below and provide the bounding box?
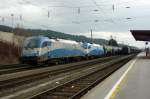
[81,52,150,99]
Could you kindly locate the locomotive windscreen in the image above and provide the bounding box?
[24,38,41,48]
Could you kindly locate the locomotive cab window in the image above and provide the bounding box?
[42,42,51,48]
[88,45,91,49]
[24,38,40,48]
[42,42,48,48]
[47,42,51,46]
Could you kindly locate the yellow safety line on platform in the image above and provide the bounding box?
[104,59,137,99]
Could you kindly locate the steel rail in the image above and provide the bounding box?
[30,55,134,99]
[0,56,119,97]
[0,54,136,99]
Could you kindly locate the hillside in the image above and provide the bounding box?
[0,25,108,45]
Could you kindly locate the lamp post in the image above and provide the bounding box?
[91,29,93,44]
[90,19,99,44]
[11,13,14,33]
[0,16,4,25]
[2,17,4,25]
[0,16,1,25]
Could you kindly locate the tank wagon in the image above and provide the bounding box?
[121,46,140,55]
[103,45,122,56]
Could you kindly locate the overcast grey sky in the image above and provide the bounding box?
[0,0,149,48]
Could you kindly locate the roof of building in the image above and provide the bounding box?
[130,30,150,41]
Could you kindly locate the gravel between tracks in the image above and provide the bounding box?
[0,56,117,97]
[0,55,135,99]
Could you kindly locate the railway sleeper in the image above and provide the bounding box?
[75,82,93,85]
[60,86,86,93]
[78,78,100,82]
[50,91,75,97]
[66,84,87,88]
[42,95,69,99]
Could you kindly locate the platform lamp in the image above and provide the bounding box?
[145,42,149,56]
[145,42,148,45]
[145,42,148,49]
[145,41,148,47]
[145,42,149,51]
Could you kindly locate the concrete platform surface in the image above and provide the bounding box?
[81,53,150,99]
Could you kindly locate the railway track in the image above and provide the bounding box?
[0,63,52,75]
[0,56,118,96]
[0,64,36,75]
[0,56,112,75]
[32,57,130,99]
[0,64,26,69]
[0,54,136,99]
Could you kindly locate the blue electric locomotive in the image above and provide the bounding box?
[20,36,84,63]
